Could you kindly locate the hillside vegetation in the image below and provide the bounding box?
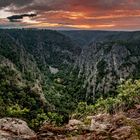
[0,29,140,134]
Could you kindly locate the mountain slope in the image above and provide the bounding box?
[60,30,130,47]
[0,29,140,130]
[0,29,85,128]
[75,31,140,103]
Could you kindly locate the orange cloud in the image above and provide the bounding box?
[1,0,140,30]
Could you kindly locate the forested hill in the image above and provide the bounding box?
[62,30,140,102]
[0,29,140,131]
[0,29,84,129]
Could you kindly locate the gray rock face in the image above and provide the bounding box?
[0,118,37,140]
[76,38,140,102]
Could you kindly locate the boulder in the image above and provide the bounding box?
[68,119,83,126]
[111,126,132,139]
[90,114,111,131]
[90,119,109,131]
[66,119,85,131]
[0,118,37,140]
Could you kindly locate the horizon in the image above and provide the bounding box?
[0,0,140,30]
[0,28,140,32]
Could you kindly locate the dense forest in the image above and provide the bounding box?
[0,29,140,133]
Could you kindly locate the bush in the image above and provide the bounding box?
[30,111,49,130]
[73,79,140,118]
[29,111,63,130]
[7,104,29,118]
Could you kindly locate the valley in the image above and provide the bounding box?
[0,29,140,139]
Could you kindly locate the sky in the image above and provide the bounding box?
[0,0,140,30]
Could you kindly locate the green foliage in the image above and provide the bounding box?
[7,104,29,118]
[29,110,63,130]
[73,79,140,119]
[117,79,140,109]
[73,102,95,119]
[0,65,45,129]
[96,60,107,83]
[96,79,140,114]
[29,110,49,130]
[0,97,7,117]
[47,112,63,125]
[0,60,84,130]
[1,29,140,132]
[44,66,86,116]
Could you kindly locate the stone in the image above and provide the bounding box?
[0,118,37,140]
[68,119,83,126]
[90,119,109,131]
[90,114,111,131]
[66,119,85,131]
[112,126,132,139]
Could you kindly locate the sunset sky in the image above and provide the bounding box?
[0,0,140,30]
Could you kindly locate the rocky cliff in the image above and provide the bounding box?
[72,31,140,103]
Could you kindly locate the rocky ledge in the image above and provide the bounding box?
[38,105,140,140]
[0,118,37,140]
[0,105,139,140]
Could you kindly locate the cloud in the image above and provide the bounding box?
[1,0,140,30]
[0,0,34,8]
[7,13,37,22]
[10,0,140,13]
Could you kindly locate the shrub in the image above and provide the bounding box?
[7,104,29,118]
[73,79,140,118]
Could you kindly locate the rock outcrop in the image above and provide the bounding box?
[0,118,37,140]
[37,106,140,140]
[76,37,140,102]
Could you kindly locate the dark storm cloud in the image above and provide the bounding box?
[0,0,34,8]
[1,0,140,13]
[1,0,140,30]
[9,0,140,13]
[7,13,37,22]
